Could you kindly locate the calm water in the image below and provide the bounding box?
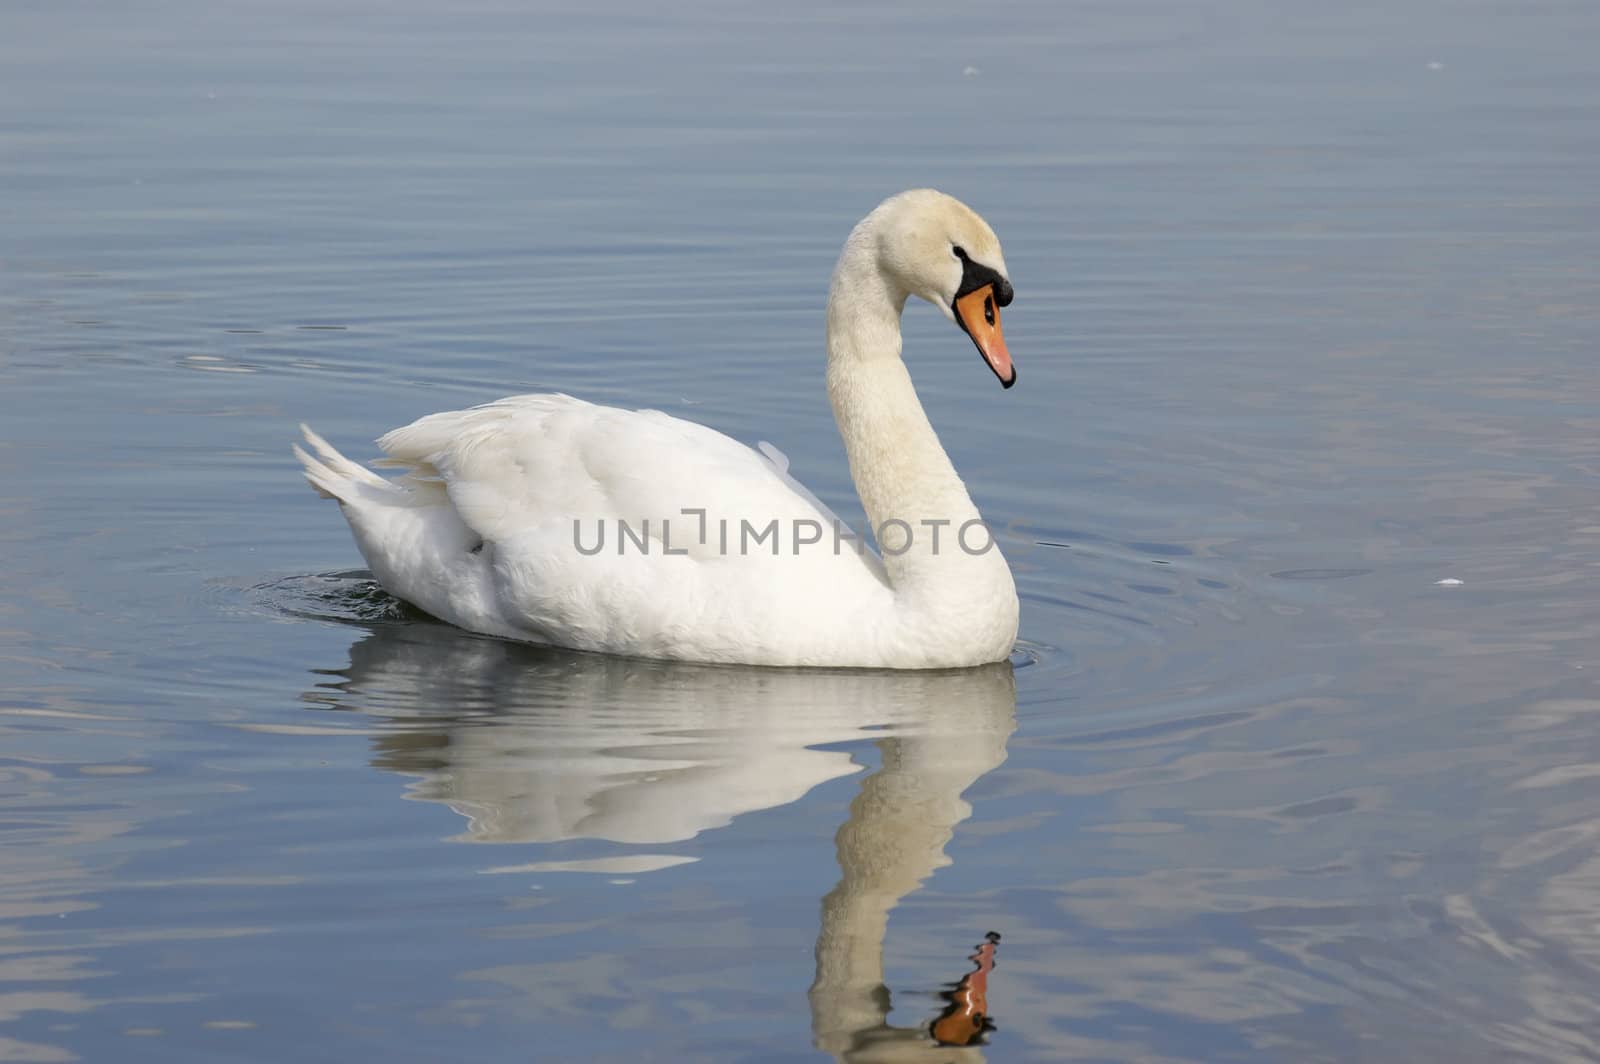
[4,1,1599,1060]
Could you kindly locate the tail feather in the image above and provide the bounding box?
[294,424,397,503]
[295,423,487,624]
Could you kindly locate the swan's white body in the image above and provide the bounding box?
[296,190,1020,668]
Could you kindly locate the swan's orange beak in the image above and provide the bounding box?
[954,285,1015,389]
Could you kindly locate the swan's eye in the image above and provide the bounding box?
[952,245,967,260]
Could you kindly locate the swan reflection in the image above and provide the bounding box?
[314,619,1017,1059]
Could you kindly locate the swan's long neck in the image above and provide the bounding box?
[824,226,1012,612]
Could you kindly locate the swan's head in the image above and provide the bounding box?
[870,189,1017,388]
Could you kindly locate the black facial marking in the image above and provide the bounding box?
[952,246,1013,306]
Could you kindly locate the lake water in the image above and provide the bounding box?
[4,1,1599,1060]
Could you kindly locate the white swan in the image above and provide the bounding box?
[294,189,1021,668]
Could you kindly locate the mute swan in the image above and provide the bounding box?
[294,189,1021,668]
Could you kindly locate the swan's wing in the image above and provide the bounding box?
[377,394,880,573]
[755,440,865,543]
